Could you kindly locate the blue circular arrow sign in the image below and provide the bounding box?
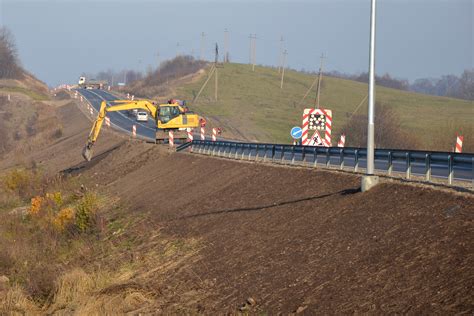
[290,126,303,139]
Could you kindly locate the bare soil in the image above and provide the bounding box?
[3,99,474,314]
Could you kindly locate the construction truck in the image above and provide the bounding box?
[82,99,200,161]
[78,77,107,89]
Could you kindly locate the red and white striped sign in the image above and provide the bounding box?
[302,108,332,147]
[200,127,205,140]
[132,124,136,137]
[187,128,193,142]
[212,128,217,141]
[455,135,463,153]
[168,130,174,147]
[127,93,130,99]
[105,117,111,127]
[337,134,346,148]
[131,95,135,101]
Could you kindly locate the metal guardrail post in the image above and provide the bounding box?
[425,154,431,181]
[247,144,252,160]
[313,148,318,168]
[263,145,267,162]
[212,143,216,156]
[448,154,453,185]
[354,150,359,172]
[255,144,260,161]
[217,143,221,156]
[241,144,246,160]
[280,146,285,163]
[302,146,306,166]
[272,145,276,162]
[234,144,239,159]
[325,148,330,168]
[387,152,393,176]
[472,157,474,188]
[406,152,411,180]
[339,148,344,170]
[291,146,295,165]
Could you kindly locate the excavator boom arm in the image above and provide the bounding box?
[82,100,158,161]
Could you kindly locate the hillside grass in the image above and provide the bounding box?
[0,86,49,101]
[175,63,472,150]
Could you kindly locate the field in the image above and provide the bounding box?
[171,63,472,151]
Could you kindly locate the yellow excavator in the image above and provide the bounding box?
[82,99,200,161]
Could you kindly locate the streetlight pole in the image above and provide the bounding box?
[362,0,379,192]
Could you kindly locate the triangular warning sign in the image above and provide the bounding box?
[308,130,324,146]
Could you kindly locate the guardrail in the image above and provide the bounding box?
[177,140,474,187]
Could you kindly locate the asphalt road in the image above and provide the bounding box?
[78,89,472,184]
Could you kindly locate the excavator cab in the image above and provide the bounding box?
[158,105,181,123]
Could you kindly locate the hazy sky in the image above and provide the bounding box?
[1,0,472,86]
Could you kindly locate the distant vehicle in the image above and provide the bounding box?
[136,111,148,122]
[128,109,138,117]
[78,76,107,89]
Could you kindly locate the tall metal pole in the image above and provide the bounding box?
[315,53,325,109]
[278,35,284,73]
[224,29,229,63]
[367,0,377,175]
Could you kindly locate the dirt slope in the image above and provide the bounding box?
[3,99,473,313]
[65,140,473,313]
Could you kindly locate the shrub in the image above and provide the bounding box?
[53,207,75,231]
[75,192,99,232]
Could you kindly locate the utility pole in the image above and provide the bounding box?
[280,50,287,89]
[176,42,180,57]
[215,43,219,101]
[252,34,256,71]
[200,32,206,61]
[362,0,379,192]
[224,28,229,63]
[315,53,325,108]
[278,35,284,73]
[248,34,253,64]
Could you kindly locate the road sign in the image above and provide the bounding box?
[290,126,302,139]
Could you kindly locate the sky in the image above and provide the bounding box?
[0,0,472,87]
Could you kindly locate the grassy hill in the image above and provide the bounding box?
[171,63,472,151]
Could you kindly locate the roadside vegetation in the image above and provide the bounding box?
[0,166,201,314]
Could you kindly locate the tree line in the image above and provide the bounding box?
[326,69,474,101]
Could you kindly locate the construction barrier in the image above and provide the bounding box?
[212,128,217,141]
[80,96,83,102]
[127,93,130,99]
[105,117,111,127]
[187,128,194,142]
[131,95,135,101]
[169,130,174,147]
[200,127,205,140]
[338,134,346,148]
[302,108,332,147]
[132,125,136,138]
[455,135,463,153]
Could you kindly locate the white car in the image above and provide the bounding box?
[136,111,148,122]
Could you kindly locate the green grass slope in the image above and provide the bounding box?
[175,63,472,150]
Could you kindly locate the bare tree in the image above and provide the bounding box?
[341,102,419,150]
[0,27,23,79]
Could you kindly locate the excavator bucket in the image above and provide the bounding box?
[82,145,93,161]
